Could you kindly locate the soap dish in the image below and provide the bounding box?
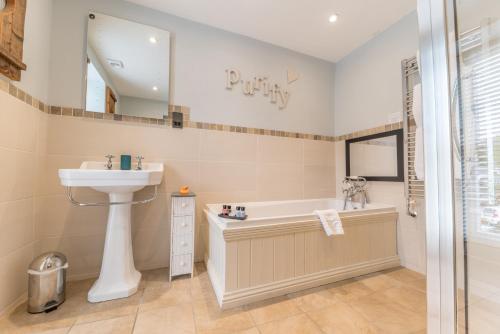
[218,214,248,221]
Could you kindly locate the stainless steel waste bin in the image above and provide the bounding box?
[27,252,68,313]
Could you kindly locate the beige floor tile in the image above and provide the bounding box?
[68,315,135,334]
[381,286,427,314]
[307,302,378,334]
[234,328,260,334]
[258,314,322,334]
[383,268,424,283]
[355,272,401,291]
[139,283,192,312]
[348,291,426,334]
[403,278,426,293]
[74,290,143,325]
[0,304,76,334]
[193,299,255,334]
[287,286,338,312]
[6,328,71,334]
[245,297,302,325]
[0,266,429,334]
[327,279,374,302]
[133,304,195,334]
[140,267,171,289]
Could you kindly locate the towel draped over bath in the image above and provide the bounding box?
[314,209,344,236]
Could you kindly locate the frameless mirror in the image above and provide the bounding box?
[85,12,170,119]
[346,129,404,182]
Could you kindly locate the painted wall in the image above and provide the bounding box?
[48,0,335,136]
[333,11,419,136]
[333,11,426,274]
[119,96,168,119]
[16,0,53,103]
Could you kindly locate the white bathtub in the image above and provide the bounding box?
[203,198,400,309]
[206,198,396,227]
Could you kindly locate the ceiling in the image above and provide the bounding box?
[88,12,170,101]
[125,0,416,62]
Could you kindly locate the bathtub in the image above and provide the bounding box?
[203,198,400,309]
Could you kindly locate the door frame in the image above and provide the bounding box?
[417,0,460,332]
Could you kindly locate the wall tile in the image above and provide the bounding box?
[0,92,37,153]
[0,199,34,257]
[161,160,200,193]
[34,194,108,239]
[256,163,303,201]
[132,227,170,270]
[132,192,170,231]
[36,235,105,279]
[199,131,257,162]
[0,244,34,312]
[257,136,303,164]
[47,117,200,161]
[0,149,35,202]
[304,140,335,166]
[36,155,98,196]
[199,161,257,192]
[304,165,336,190]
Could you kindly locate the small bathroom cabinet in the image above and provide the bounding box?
[169,192,196,280]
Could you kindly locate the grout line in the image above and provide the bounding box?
[130,304,140,334]
[303,312,327,334]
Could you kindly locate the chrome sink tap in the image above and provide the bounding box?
[105,155,114,170]
[136,156,144,170]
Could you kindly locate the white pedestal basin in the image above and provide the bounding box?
[58,161,163,303]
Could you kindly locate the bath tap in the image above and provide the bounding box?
[105,155,114,170]
[342,176,368,210]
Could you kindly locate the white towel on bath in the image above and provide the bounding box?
[314,209,344,236]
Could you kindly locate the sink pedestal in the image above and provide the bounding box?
[58,161,164,303]
[88,192,141,303]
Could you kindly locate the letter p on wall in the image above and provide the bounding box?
[226,69,241,89]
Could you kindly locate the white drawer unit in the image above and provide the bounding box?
[169,192,196,280]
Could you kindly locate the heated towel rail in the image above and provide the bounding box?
[402,56,424,217]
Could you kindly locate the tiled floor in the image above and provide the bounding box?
[0,264,426,334]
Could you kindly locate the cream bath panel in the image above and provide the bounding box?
[225,219,397,292]
[205,200,399,309]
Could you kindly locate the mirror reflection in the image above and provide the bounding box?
[85,12,170,119]
[346,129,403,182]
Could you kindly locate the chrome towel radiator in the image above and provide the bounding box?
[402,56,424,217]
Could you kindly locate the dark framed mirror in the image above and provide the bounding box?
[346,129,404,182]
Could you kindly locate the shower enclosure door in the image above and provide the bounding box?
[419,0,500,333]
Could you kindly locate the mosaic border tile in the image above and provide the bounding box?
[0,79,400,143]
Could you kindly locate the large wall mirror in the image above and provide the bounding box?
[85,12,170,119]
[346,129,404,182]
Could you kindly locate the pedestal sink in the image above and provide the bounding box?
[58,161,163,303]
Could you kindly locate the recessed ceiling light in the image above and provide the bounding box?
[329,14,339,23]
[152,86,159,91]
[149,37,158,44]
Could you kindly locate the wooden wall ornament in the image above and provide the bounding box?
[0,0,28,81]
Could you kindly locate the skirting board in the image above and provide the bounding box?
[207,255,400,309]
